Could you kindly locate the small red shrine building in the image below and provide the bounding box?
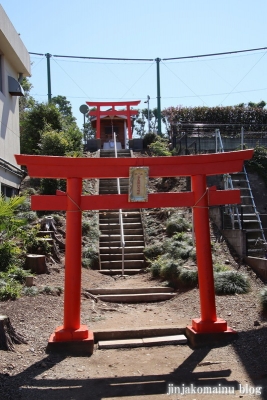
[86,100,140,150]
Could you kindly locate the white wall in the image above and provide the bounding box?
[0,5,31,193]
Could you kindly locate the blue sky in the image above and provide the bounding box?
[1,0,267,129]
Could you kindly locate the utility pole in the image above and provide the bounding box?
[45,53,52,103]
[155,57,161,135]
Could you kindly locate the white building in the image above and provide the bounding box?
[0,5,31,197]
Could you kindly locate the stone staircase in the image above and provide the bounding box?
[224,168,266,257]
[98,149,145,275]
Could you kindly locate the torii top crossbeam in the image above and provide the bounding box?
[86,100,140,140]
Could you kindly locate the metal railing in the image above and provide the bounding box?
[114,133,125,276]
[243,165,266,243]
[215,129,242,229]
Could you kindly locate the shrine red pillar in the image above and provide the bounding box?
[191,174,227,333]
[127,106,132,140]
[96,106,101,139]
[51,178,93,345]
[64,177,82,329]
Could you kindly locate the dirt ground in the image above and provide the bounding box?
[1,260,267,400]
[1,167,267,399]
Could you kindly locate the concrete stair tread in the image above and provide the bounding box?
[245,228,264,232]
[98,334,187,349]
[95,293,176,302]
[99,269,142,275]
[86,287,174,294]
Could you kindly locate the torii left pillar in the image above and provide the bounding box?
[52,178,94,349]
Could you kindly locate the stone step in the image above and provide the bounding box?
[100,242,144,249]
[100,228,144,235]
[99,218,141,224]
[100,253,144,261]
[99,269,142,275]
[100,222,142,227]
[86,287,174,295]
[98,335,187,349]
[100,260,144,268]
[100,234,144,241]
[95,293,176,303]
[100,246,144,254]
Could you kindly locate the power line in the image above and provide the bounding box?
[162,46,267,61]
[29,46,267,62]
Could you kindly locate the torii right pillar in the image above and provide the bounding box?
[186,173,235,347]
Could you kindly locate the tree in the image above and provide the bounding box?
[248,100,266,109]
[20,102,63,155]
[19,77,36,115]
[51,95,76,125]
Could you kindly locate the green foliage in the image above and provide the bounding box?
[143,242,163,260]
[159,260,180,281]
[39,127,69,156]
[143,132,158,148]
[150,258,166,278]
[162,105,267,135]
[40,285,63,296]
[5,266,29,283]
[82,247,99,269]
[214,271,250,295]
[178,268,198,287]
[22,286,39,297]
[19,77,36,115]
[82,220,92,236]
[20,102,63,155]
[148,137,171,156]
[51,95,76,125]
[166,216,191,236]
[0,242,16,272]
[19,224,51,255]
[260,287,267,311]
[133,108,160,136]
[0,195,27,234]
[0,279,21,300]
[213,263,230,273]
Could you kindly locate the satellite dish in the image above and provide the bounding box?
[79,104,89,114]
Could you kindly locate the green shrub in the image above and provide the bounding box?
[159,261,180,281]
[82,247,99,269]
[172,232,186,241]
[0,281,21,300]
[143,243,163,260]
[143,132,158,148]
[0,242,16,272]
[260,287,267,311]
[166,217,191,236]
[6,266,29,283]
[150,257,168,278]
[214,271,250,295]
[148,137,171,156]
[178,268,198,287]
[40,285,63,296]
[18,210,38,222]
[22,287,39,296]
[82,220,91,236]
[213,263,230,273]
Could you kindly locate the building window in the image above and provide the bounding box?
[1,184,18,198]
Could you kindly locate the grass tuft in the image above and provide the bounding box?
[214,271,250,295]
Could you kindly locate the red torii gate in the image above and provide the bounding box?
[86,100,140,140]
[15,150,253,352]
